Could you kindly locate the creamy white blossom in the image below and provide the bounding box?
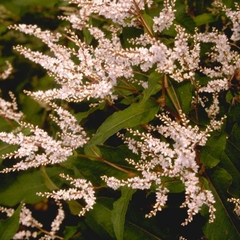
[37,173,96,216]
[0,119,87,172]
[103,112,224,224]
[0,0,239,235]
[0,91,23,122]
[0,61,12,80]
[228,198,240,217]
[0,202,64,239]
[153,0,176,33]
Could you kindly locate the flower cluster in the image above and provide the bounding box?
[0,103,88,172]
[228,197,240,217]
[0,201,64,239]
[37,173,96,216]
[153,0,176,33]
[0,61,12,80]
[103,112,225,224]
[0,0,239,238]
[64,0,153,28]
[0,91,23,122]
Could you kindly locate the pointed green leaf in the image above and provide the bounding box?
[86,199,163,240]
[141,72,162,104]
[63,225,78,240]
[67,200,83,216]
[40,166,59,191]
[0,167,63,206]
[142,12,154,35]
[219,152,240,197]
[200,131,227,168]
[112,186,136,240]
[0,203,22,240]
[175,0,196,33]
[86,100,159,149]
[85,201,115,239]
[203,168,240,240]
[193,13,218,26]
[173,80,193,114]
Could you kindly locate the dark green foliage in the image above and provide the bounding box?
[0,0,240,240]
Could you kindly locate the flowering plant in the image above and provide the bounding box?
[0,0,240,239]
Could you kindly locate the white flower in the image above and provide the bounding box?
[103,112,224,224]
[38,174,96,216]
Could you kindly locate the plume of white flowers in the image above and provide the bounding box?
[37,173,96,216]
[0,201,64,239]
[228,197,240,217]
[0,0,239,235]
[102,112,226,224]
[153,0,176,33]
[0,91,23,122]
[0,104,88,172]
[63,0,154,28]
[0,61,12,80]
[221,2,240,41]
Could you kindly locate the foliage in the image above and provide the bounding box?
[0,0,240,239]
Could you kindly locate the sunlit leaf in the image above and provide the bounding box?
[67,200,83,216]
[85,100,159,149]
[194,13,218,26]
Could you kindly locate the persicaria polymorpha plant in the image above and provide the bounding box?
[0,0,240,239]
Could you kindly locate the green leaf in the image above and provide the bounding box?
[1,0,59,7]
[164,179,184,193]
[173,80,193,114]
[141,72,162,104]
[193,13,218,26]
[63,226,78,240]
[142,12,154,35]
[112,186,136,240]
[40,166,59,191]
[83,28,93,45]
[219,152,240,197]
[19,94,46,126]
[200,131,227,169]
[0,203,22,240]
[123,221,163,240]
[67,200,83,216]
[122,27,143,48]
[224,123,240,196]
[85,100,159,149]
[84,145,102,161]
[222,0,234,8]
[75,102,106,122]
[175,0,196,33]
[85,201,115,239]
[0,167,63,206]
[203,168,240,240]
[86,199,163,240]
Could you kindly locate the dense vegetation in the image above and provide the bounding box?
[0,0,240,239]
